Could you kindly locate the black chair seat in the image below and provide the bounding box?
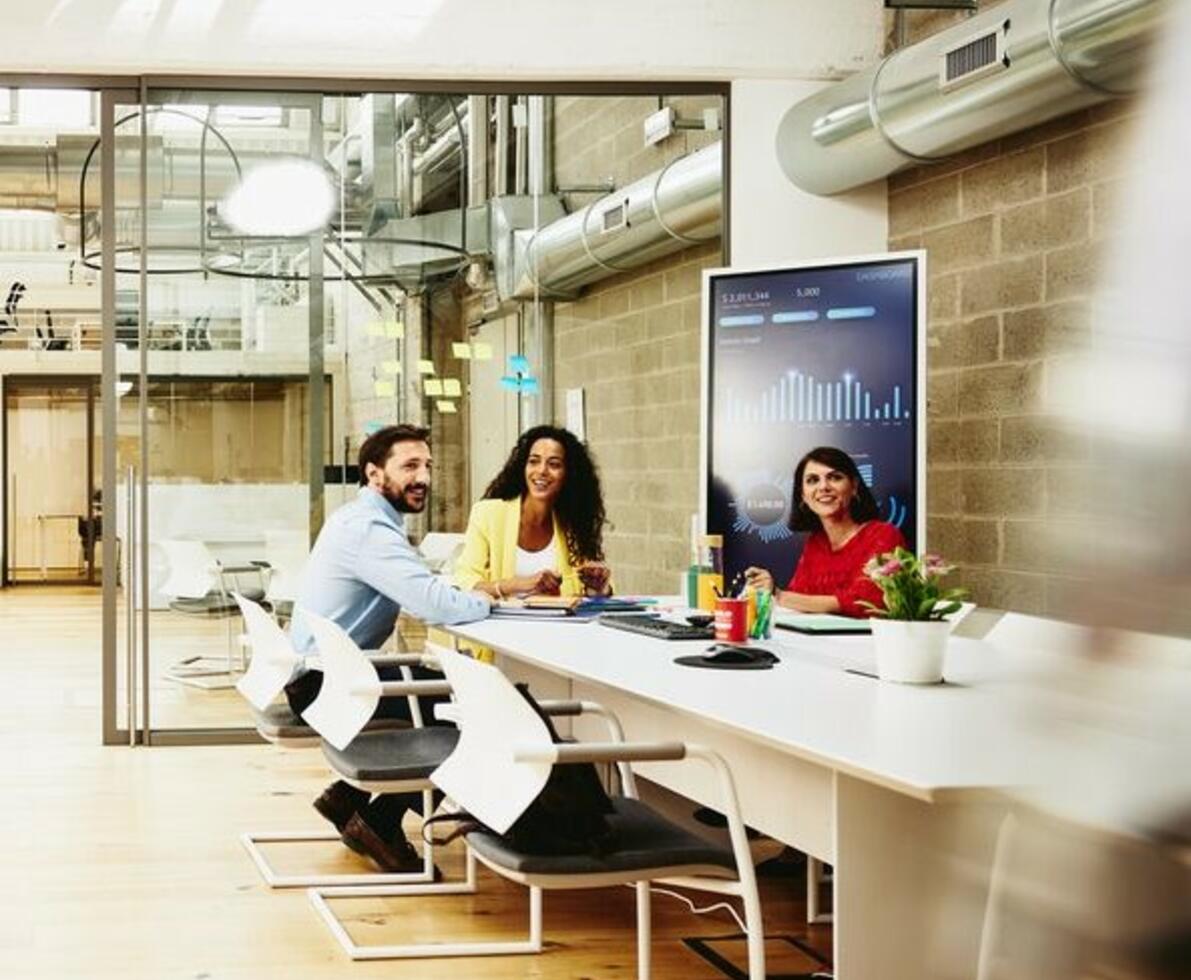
[465,796,738,877]
[321,726,459,782]
[251,703,409,741]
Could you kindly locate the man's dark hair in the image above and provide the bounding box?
[483,424,607,563]
[357,424,430,486]
[789,445,880,532]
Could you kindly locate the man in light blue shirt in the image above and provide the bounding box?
[286,423,490,872]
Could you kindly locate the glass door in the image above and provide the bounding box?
[104,90,329,739]
[1,379,97,585]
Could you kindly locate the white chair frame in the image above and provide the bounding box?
[307,650,766,978]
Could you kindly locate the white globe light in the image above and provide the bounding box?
[218,158,334,236]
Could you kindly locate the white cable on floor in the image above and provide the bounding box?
[626,883,748,934]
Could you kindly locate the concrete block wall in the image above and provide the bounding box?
[889,102,1139,615]
[554,241,721,594]
[551,96,724,594]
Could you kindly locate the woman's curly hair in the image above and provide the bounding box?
[483,425,607,563]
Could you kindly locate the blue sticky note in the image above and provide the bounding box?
[364,420,384,435]
[520,377,540,394]
[499,376,522,391]
[509,355,531,374]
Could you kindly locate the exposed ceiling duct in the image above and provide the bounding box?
[777,0,1165,196]
[504,141,721,300]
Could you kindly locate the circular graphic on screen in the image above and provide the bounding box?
[730,474,794,543]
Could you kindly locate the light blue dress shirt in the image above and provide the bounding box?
[290,487,489,652]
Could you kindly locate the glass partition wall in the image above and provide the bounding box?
[45,83,726,744]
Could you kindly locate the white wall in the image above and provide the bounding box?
[729,79,888,269]
[0,0,881,81]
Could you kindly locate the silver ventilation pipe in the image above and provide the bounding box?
[510,141,721,300]
[777,0,1165,196]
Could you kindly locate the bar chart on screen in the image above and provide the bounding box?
[719,368,911,426]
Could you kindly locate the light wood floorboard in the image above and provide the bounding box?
[0,586,832,978]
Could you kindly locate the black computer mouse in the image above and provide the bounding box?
[703,644,775,665]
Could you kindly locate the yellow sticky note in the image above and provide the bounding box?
[373,380,396,397]
[381,360,401,375]
[417,360,436,375]
[471,342,493,361]
[366,322,386,337]
[451,342,472,359]
[435,400,457,414]
[442,378,462,397]
[385,320,405,339]
[423,379,443,396]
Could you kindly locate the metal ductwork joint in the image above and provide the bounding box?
[498,141,721,301]
[777,0,1166,196]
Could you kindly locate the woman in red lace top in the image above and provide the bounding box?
[744,446,906,618]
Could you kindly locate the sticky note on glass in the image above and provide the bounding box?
[451,342,472,359]
[417,360,436,375]
[442,378,462,397]
[472,342,493,361]
[423,379,443,396]
[364,420,384,435]
[500,375,521,391]
[509,354,531,374]
[385,320,405,339]
[381,359,401,375]
[373,380,396,397]
[436,400,458,414]
[520,377,540,395]
[366,322,386,338]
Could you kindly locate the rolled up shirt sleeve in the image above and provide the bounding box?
[356,519,490,625]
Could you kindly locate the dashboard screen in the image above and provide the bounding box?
[705,254,923,586]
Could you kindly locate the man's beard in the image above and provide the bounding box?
[381,476,428,513]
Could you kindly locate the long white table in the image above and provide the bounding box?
[444,613,1044,980]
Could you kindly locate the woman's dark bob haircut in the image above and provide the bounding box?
[789,445,880,532]
[483,424,607,563]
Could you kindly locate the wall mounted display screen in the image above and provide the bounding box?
[703,253,924,587]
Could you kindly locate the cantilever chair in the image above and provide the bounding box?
[270,611,477,896]
[160,538,268,688]
[308,648,767,977]
[261,529,308,625]
[234,596,424,888]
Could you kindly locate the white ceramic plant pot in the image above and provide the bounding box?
[870,618,951,684]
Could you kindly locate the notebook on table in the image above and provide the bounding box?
[774,611,872,635]
[491,596,652,619]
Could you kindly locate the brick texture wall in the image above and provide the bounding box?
[551,96,723,594]
[554,241,721,594]
[889,103,1139,614]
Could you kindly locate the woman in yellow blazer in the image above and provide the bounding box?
[454,425,612,600]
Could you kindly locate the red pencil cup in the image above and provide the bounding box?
[714,597,748,644]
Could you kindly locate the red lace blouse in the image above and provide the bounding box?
[786,521,907,618]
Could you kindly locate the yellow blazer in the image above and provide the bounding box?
[453,497,584,596]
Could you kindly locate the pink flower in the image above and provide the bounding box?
[876,558,904,576]
[923,554,955,576]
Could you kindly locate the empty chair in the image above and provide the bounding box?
[417,532,465,575]
[262,529,309,623]
[159,538,265,615]
[308,648,767,976]
[159,538,268,686]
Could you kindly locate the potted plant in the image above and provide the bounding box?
[860,548,967,684]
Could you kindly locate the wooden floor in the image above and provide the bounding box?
[0,586,833,978]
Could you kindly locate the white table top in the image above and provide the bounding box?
[445,613,1048,803]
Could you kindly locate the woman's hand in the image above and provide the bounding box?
[744,566,775,593]
[577,561,612,596]
[509,569,562,596]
